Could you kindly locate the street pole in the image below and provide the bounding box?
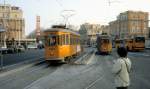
[0,33,3,70]
[19,29,20,46]
[0,51,3,70]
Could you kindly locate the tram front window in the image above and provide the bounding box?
[102,39,109,43]
[135,37,145,42]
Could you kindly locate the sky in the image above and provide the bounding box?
[0,0,150,35]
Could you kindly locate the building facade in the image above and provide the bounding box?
[101,25,110,35]
[79,23,102,45]
[0,4,25,46]
[109,20,120,39]
[109,11,149,39]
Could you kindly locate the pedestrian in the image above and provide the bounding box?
[112,47,132,89]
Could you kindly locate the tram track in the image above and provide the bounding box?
[0,59,61,89]
[0,48,94,89]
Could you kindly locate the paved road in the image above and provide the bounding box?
[0,48,150,89]
[128,50,150,89]
[25,48,150,89]
[0,62,59,89]
[1,49,44,66]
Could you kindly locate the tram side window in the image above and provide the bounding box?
[70,35,72,45]
[45,36,48,46]
[75,37,77,45]
[73,37,76,45]
[62,35,65,45]
[59,35,62,45]
[48,36,56,46]
[73,37,74,45]
[64,34,67,45]
[72,37,73,45]
[62,34,65,45]
[66,35,69,45]
[57,36,59,45]
[77,38,79,44]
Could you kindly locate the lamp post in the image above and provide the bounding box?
[0,28,5,70]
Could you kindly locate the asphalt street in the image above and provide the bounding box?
[1,49,44,66]
[0,48,150,89]
[25,48,150,89]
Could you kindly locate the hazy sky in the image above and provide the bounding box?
[0,0,150,35]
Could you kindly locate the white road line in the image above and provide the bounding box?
[81,67,93,74]
[85,75,104,89]
[86,53,95,65]
[0,60,44,78]
[129,52,150,57]
[74,53,88,64]
[0,64,33,78]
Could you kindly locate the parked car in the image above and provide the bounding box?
[0,47,8,54]
[16,45,25,52]
[7,47,15,53]
[27,45,37,49]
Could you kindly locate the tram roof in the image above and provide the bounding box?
[44,28,80,36]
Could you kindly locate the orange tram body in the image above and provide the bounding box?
[44,26,81,63]
[96,35,112,54]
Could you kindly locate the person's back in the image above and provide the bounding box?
[112,47,132,89]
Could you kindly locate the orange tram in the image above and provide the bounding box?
[44,25,81,63]
[96,35,112,54]
[115,36,145,51]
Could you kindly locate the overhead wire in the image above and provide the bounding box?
[55,0,64,9]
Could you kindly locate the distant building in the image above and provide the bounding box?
[109,10,149,39]
[109,20,120,39]
[0,4,25,46]
[101,25,110,36]
[79,23,102,45]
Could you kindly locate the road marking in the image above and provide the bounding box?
[86,53,95,65]
[0,64,33,78]
[85,75,104,89]
[81,67,93,74]
[74,53,88,64]
[129,52,150,57]
[0,60,44,78]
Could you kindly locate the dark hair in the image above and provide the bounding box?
[117,47,128,57]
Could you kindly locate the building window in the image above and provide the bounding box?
[15,14,17,18]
